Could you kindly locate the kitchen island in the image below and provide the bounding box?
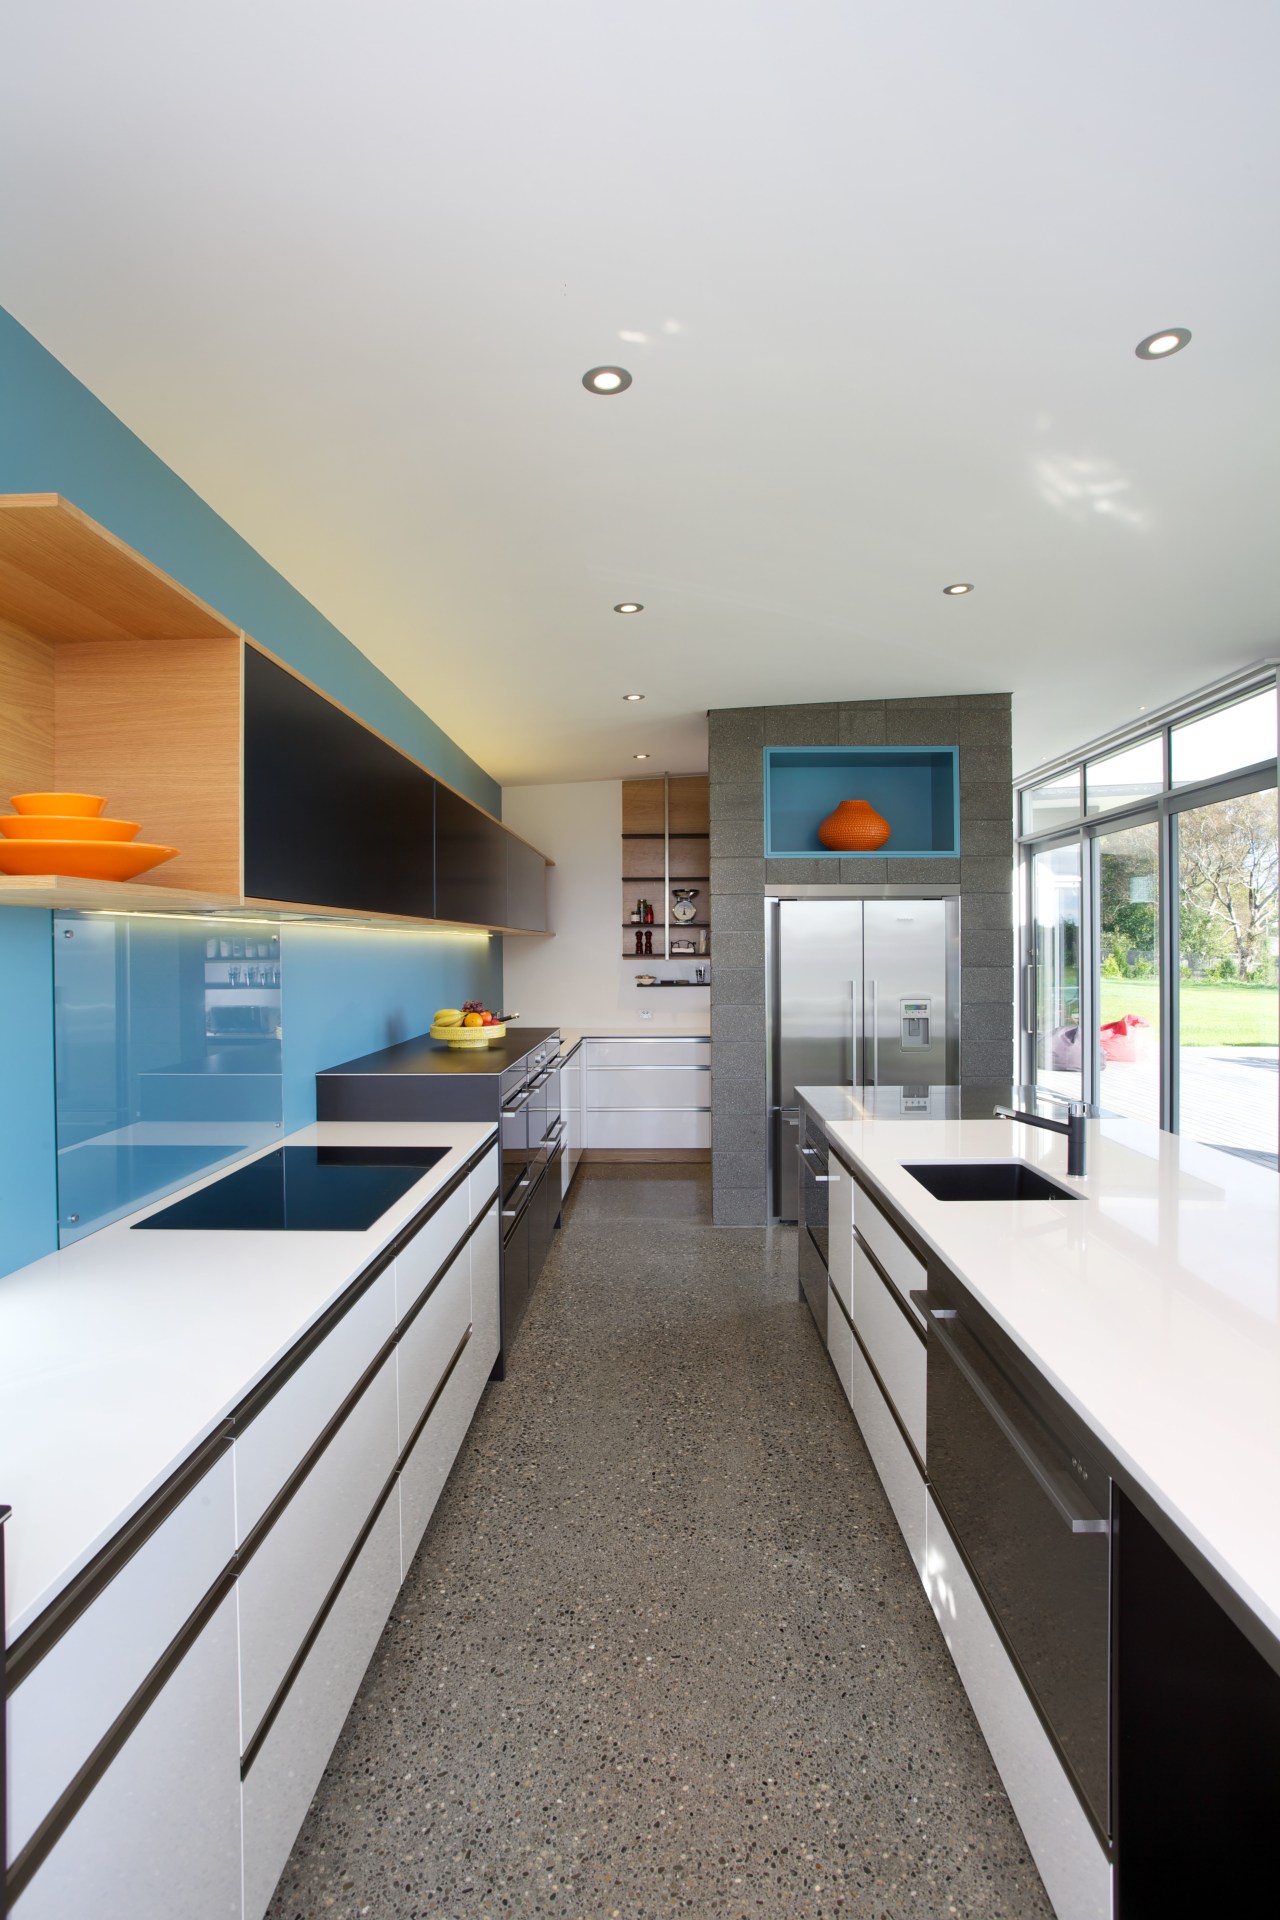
[798,1093,1280,1920]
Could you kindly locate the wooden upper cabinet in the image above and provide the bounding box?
[668,776,710,834]
[621,777,665,836]
[0,495,551,930]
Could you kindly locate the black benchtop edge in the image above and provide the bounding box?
[318,1027,559,1078]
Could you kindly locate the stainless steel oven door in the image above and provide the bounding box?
[500,1086,532,1204]
[926,1302,1112,1840]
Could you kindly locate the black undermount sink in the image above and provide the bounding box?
[903,1160,1079,1203]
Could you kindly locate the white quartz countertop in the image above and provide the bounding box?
[0,1121,496,1641]
[825,1112,1280,1648]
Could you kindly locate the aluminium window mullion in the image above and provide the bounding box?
[1080,830,1100,1113]
[1164,810,1181,1136]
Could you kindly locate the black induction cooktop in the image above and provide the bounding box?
[133,1144,448,1232]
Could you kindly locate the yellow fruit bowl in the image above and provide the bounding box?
[430,1021,507,1049]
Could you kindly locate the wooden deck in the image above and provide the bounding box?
[1042,1047,1278,1165]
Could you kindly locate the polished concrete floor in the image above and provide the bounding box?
[266,1166,1053,1920]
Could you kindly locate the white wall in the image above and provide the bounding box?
[501,780,711,1027]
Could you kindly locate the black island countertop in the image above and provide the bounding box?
[316,1026,559,1120]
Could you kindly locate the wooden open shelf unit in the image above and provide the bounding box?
[621,773,710,963]
[0,495,550,930]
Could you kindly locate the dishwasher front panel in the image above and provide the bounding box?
[927,1303,1112,1840]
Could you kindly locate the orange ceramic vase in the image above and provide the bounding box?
[817,798,891,851]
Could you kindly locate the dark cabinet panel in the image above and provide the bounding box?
[500,1203,530,1364]
[243,649,435,917]
[436,784,507,929]
[506,835,547,932]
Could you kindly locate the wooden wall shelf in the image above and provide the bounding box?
[0,875,241,915]
[0,494,239,645]
[0,495,553,934]
[621,773,710,963]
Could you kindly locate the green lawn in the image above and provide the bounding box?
[1099,978,1279,1046]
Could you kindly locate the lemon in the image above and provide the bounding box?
[434,1008,463,1026]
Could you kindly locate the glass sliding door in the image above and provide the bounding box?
[1096,820,1161,1127]
[1175,788,1279,1166]
[1031,841,1083,1102]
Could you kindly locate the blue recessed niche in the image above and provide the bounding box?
[763,746,960,858]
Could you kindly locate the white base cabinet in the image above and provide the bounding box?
[241,1496,402,1920]
[6,1152,501,1920]
[6,1450,236,1862]
[13,1591,242,1920]
[844,1308,927,1581]
[237,1354,399,1747]
[584,1036,710,1150]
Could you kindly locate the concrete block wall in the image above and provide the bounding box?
[708,695,1014,1225]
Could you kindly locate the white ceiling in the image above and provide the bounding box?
[3,2,1278,786]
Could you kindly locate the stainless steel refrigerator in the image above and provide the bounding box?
[767,897,961,1219]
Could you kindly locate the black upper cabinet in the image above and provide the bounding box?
[243,649,435,917]
[435,782,507,928]
[506,835,547,933]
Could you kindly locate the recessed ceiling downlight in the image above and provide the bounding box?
[1135,328,1191,360]
[614,602,644,614]
[634,752,651,760]
[583,365,633,394]
[942,582,974,596]
[622,693,645,702]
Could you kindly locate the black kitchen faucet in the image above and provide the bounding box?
[993,1100,1088,1177]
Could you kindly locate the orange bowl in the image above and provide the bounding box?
[0,840,179,882]
[10,792,107,817]
[0,815,141,842]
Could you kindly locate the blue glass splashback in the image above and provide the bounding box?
[53,913,284,1243]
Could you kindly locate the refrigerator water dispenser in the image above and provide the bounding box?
[900,998,931,1049]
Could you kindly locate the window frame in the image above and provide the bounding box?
[1016,671,1279,1139]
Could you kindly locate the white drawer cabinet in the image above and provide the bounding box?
[827,1152,855,1318]
[847,1324,927,1582]
[241,1495,402,1920]
[396,1238,472,1446]
[236,1352,399,1748]
[586,1110,710,1150]
[585,1038,710,1068]
[826,1283,855,1406]
[12,1590,242,1920]
[852,1238,926,1458]
[6,1449,236,1862]
[468,1145,499,1213]
[401,1199,499,1568]
[233,1266,396,1540]
[586,1065,711,1110]
[925,1496,1111,1920]
[584,1036,712,1151]
[395,1177,469,1319]
[853,1179,926,1315]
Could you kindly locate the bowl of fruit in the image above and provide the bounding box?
[430,1002,508,1048]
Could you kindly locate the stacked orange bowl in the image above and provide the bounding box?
[0,793,179,881]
